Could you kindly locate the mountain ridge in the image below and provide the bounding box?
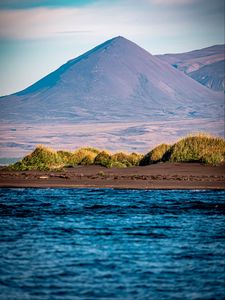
[1,36,223,123]
[156,44,225,92]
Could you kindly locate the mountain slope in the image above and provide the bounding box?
[188,60,225,91]
[157,44,225,92]
[0,37,223,123]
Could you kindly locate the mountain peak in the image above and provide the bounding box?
[98,36,141,52]
[15,36,149,96]
[111,36,139,47]
[1,37,223,124]
[112,36,128,42]
[112,35,125,40]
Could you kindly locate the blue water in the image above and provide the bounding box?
[0,189,225,300]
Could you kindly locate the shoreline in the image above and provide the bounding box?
[0,163,224,190]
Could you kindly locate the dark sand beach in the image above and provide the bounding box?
[0,163,224,189]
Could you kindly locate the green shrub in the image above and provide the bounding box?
[94,151,112,168]
[69,148,98,165]
[111,152,131,167]
[112,152,128,162]
[70,149,88,165]
[128,153,143,166]
[9,161,33,171]
[57,150,74,164]
[9,145,63,171]
[112,152,143,167]
[140,144,170,165]
[79,153,96,165]
[200,152,224,165]
[168,134,225,163]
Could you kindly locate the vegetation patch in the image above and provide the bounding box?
[7,133,225,171]
[10,145,63,171]
[166,134,225,165]
[112,152,143,167]
[140,144,170,166]
[94,151,113,168]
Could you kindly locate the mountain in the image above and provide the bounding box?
[156,44,225,92]
[1,37,224,158]
[0,37,223,123]
[188,60,225,92]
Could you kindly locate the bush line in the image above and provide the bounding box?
[8,133,225,171]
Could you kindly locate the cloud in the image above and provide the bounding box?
[0,0,223,45]
[0,8,78,39]
[0,0,223,52]
[0,5,159,40]
[56,30,93,34]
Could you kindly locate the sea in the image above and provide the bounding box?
[0,188,224,300]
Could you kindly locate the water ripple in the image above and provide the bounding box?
[0,188,224,300]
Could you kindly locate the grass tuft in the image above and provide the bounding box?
[167,134,225,165]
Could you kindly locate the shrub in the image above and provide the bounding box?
[200,152,224,166]
[10,145,62,170]
[57,150,74,164]
[140,144,170,165]
[168,134,225,163]
[112,152,143,167]
[79,152,96,165]
[9,161,34,171]
[128,153,143,166]
[69,148,99,166]
[94,151,112,168]
[112,152,132,167]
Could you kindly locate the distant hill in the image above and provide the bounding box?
[156,44,225,92]
[0,37,223,123]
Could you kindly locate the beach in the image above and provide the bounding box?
[0,162,224,189]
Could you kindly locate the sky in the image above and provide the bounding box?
[0,0,224,96]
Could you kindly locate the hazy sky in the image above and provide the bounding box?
[0,0,224,96]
